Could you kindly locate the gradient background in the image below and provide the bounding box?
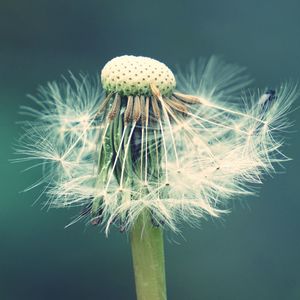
[1,1,300,299]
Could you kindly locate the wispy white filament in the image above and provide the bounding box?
[16,57,298,233]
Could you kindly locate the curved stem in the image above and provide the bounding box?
[130,211,167,300]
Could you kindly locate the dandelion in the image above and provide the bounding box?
[17,55,297,300]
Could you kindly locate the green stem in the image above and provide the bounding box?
[130,211,167,300]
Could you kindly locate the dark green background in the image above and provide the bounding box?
[1,1,300,299]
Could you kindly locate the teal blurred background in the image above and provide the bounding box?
[1,0,300,299]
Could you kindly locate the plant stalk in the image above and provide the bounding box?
[130,211,167,300]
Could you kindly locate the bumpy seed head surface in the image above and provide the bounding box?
[101,55,176,96]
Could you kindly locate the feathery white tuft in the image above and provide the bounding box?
[16,57,297,234]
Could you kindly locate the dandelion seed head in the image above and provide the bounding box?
[16,55,298,234]
[101,55,176,96]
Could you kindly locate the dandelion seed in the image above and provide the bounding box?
[16,55,297,234]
